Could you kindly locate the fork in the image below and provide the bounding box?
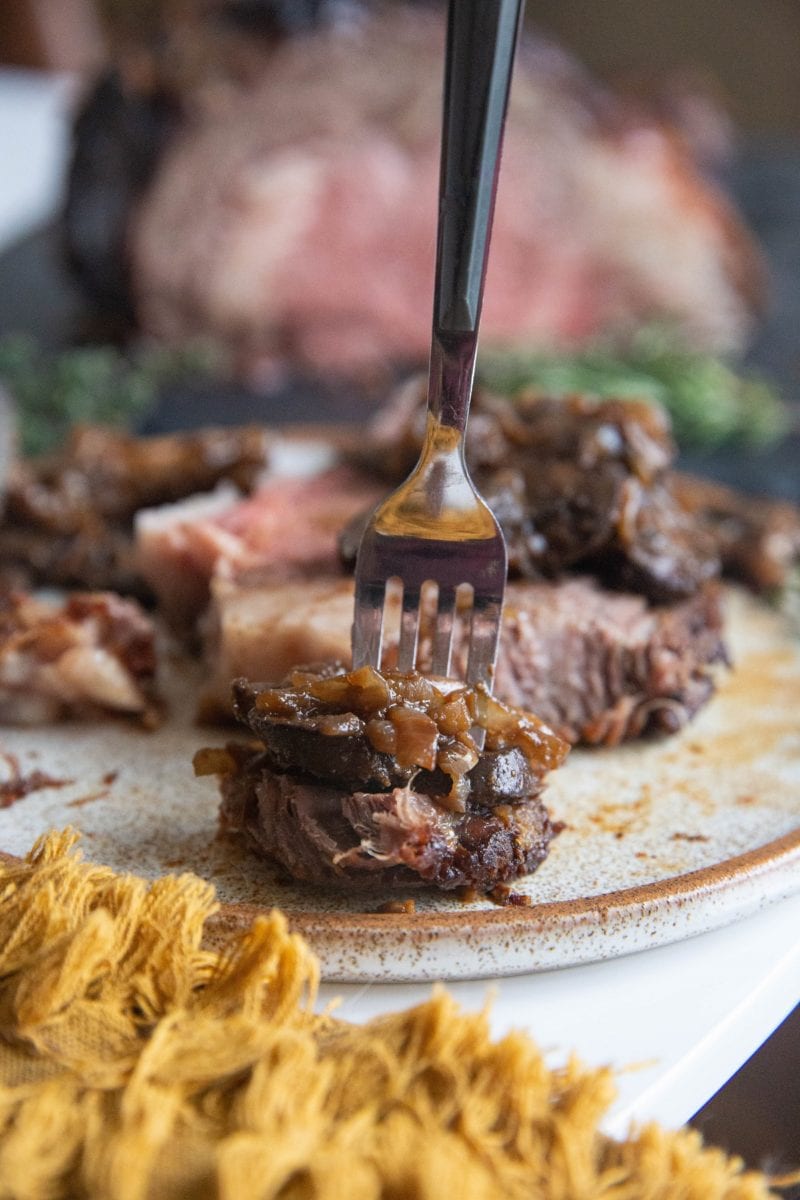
[351,0,523,689]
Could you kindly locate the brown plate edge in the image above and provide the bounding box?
[204,825,800,938]
[2,826,797,982]
[2,827,797,935]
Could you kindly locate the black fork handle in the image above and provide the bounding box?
[429,0,525,430]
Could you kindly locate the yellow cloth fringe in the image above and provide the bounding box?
[0,829,788,1200]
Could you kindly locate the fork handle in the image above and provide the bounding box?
[429,0,525,431]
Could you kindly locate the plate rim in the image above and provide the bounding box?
[3,813,796,934]
[206,825,800,937]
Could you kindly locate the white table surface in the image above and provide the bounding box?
[0,69,74,248]
[320,896,800,1137]
[1,67,798,1137]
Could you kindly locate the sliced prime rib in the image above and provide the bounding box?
[0,425,269,598]
[136,464,384,627]
[202,576,357,715]
[202,574,727,746]
[71,4,762,378]
[204,664,567,891]
[347,384,720,604]
[493,578,726,745]
[0,591,159,725]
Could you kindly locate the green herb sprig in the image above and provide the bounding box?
[477,328,790,449]
[0,335,224,457]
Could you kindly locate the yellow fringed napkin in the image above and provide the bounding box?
[0,829,788,1199]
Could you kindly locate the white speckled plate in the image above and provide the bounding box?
[0,588,798,982]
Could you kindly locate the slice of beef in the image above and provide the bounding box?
[350,386,720,603]
[492,578,727,745]
[0,591,159,725]
[585,478,718,603]
[478,469,718,603]
[136,464,384,627]
[202,574,359,715]
[231,665,568,810]
[6,425,269,528]
[206,663,567,891]
[0,523,144,598]
[466,395,719,603]
[218,747,555,891]
[358,374,675,486]
[203,574,727,745]
[358,381,800,602]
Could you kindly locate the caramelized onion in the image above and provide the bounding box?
[246,666,569,804]
[364,717,397,756]
[386,704,438,771]
[193,746,239,777]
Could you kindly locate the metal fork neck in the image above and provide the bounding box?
[426,0,524,435]
[427,330,478,434]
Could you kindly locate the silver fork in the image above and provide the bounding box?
[352,0,523,689]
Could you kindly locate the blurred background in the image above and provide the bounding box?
[0,0,797,1180]
[1,0,800,466]
[3,0,800,132]
[534,0,800,136]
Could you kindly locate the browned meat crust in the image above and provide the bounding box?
[671,472,800,593]
[230,666,568,809]
[0,425,269,595]
[0,524,142,597]
[357,382,800,603]
[232,680,548,803]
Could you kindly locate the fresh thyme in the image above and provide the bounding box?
[477,328,789,449]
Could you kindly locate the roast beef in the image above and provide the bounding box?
[219,753,555,891]
[349,382,720,603]
[230,666,567,808]
[206,663,567,890]
[136,464,383,626]
[73,4,762,378]
[6,425,269,526]
[202,574,727,745]
[670,472,800,593]
[492,578,726,744]
[0,425,270,597]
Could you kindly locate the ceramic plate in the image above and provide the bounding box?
[0,586,798,982]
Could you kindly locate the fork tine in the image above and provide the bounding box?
[431,585,456,677]
[465,593,504,688]
[352,578,386,670]
[397,584,422,672]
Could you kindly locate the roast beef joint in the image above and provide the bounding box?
[197,665,570,892]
